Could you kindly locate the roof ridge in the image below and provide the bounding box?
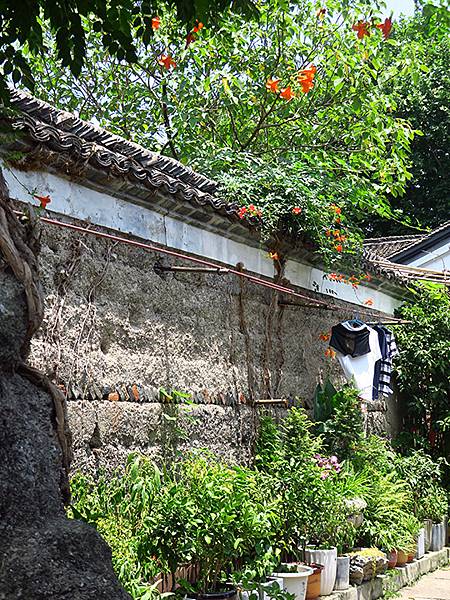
[10,89,219,195]
[364,234,425,244]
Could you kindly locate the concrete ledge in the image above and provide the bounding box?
[325,548,450,600]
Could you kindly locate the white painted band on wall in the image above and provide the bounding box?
[3,164,403,315]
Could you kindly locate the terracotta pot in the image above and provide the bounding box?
[387,549,398,569]
[305,564,323,600]
[407,552,414,563]
[396,550,408,567]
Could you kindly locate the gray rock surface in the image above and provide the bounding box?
[0,266,130,598]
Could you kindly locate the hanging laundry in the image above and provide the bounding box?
[329,321,382,401]
[372,325,388,400]
[329,321,370,357]
[373,325,399,397]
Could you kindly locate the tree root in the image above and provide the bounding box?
[0,167,72,503]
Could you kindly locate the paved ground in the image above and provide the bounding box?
[399,565,450,600]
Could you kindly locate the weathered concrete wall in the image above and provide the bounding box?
[26,212,396,473]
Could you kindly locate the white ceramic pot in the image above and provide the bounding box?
[334,556,350,591]
[416,528,425,559]
[423,519,432,552]
[272,567,313,600]
[431,524,442,551]
[441,517,448,547]
[304,548,337,596]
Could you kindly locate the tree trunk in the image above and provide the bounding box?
[0,168,131,599]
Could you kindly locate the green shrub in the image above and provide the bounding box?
[395,450,448,522]
[316,385,364,461]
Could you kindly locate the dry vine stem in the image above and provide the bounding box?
[0,168,72,502]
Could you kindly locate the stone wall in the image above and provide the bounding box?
[27,212,399,474]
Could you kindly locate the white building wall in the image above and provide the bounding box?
[3,164,403,315]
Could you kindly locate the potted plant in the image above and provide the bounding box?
[272,563,313,600]
[370,526,401,570]
[179,455,279,600]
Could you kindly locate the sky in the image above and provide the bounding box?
[385,0,415,17]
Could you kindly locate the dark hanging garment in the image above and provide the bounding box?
[375,326,399,397]
[372,326,389,400]
[329,322,370,357]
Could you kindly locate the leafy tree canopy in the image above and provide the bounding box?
[22,0,432,270]
[0,0,257,97]
[367,9,450,236]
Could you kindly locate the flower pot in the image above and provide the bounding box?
[416,529,425,559]
[423,519,432,552]
[305,564,323,600]
[387,549,398,569]
[396,550,408,567]
[334,556,350,591]
[441,517,448,547]
[407,552,414,563]
[431,523,442,551]
[304,548,337,596]
[272,566,313,600]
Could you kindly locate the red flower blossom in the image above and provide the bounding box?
[325,348,336,359]
[319,332,330,342]
[333,230,341,238]
[268,251,280,261]
[152,16,161,30]
[325,229,331,237]
[364,298,374,306]
[335,244,343,252]
[376,18,392,39]
[193,20,204,33]
[238,206,247,219]
[297,65,316,94]
[352,21,371,39]
[280,86,295,101]
[34,194,51,209]
[158,54,177,69]
[330,204,341,214]
[248,204,256,212]
[292,206,302,215]
[266,78,281,93]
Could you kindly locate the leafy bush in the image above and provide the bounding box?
[255,407,355,556]
[394,283,450,485]
[67,392,448,597]
[314,384,364,460]
[69,455,163,598]
[177,453,281,594]
[395,450,448,522]
[69,452,281,598]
